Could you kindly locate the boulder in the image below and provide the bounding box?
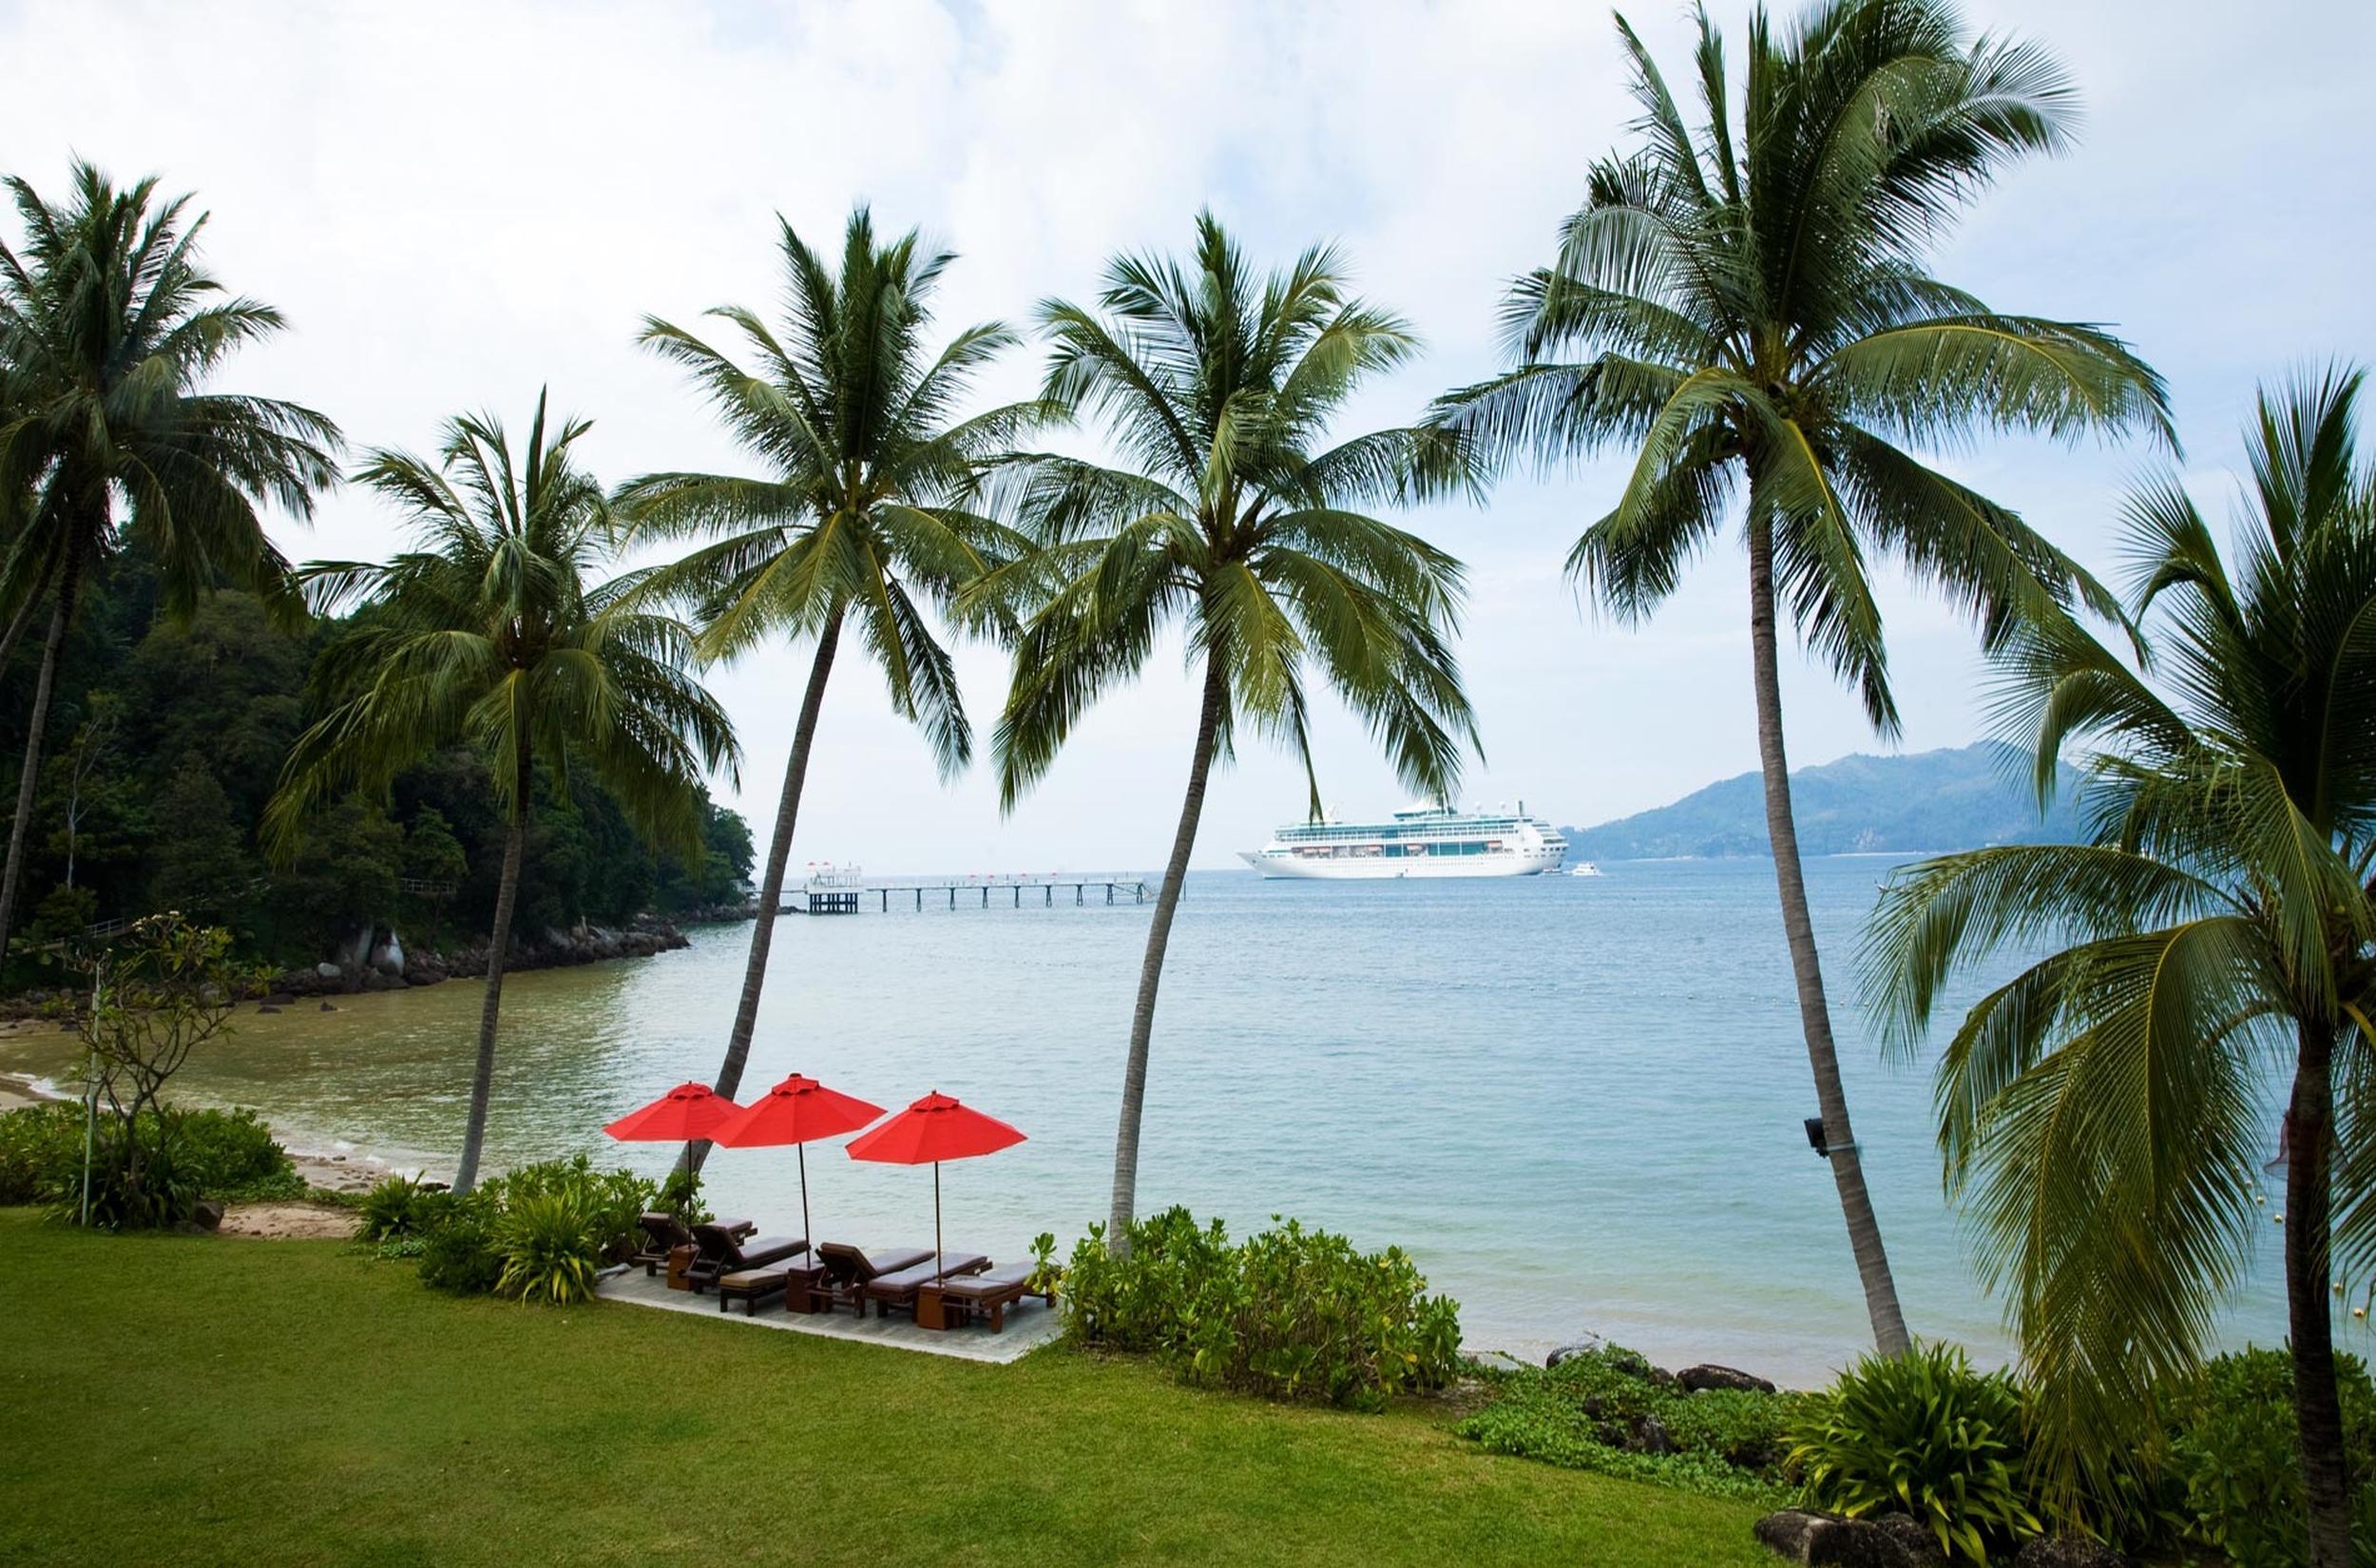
[1545,1341,1601,1368]
[190,1198,225,1232]
[315,962,342,981]
[318,1001,337,1012]
[1679,1363,1779,1395]
[2013,1539,2130,1568]
[1753,1510,1935,1568]
[1870,1517,1946,1567]
[1632,1414,1677,1454]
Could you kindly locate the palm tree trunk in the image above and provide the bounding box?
[1746,514,1911,1356]
[2287,1018,2350,1568]
[1108,652,1227,1251]
[0,537,62,680]
[0,541,83,966]
[451,744,529,1197]
[687,608,843,1175]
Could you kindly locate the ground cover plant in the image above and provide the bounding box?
[1062,1206,1464,1409]
[1454,1344,1795,1505]
[0,1211,1773,1568]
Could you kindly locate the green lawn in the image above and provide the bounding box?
[0,1210,1771,1567]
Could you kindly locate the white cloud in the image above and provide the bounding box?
[6,0,2370,868]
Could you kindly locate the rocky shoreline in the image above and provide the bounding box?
[0,914,718,1018]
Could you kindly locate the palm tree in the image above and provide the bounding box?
[0,162,340,962]
[618,206,1044,1150]
[1867,370,2376,1565]
[990,213,1480,1245]
[267,393,738,1195]
[1421,0,2172,1354]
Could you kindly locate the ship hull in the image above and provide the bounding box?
[1238,849,1561,880]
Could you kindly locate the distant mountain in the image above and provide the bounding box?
[1563,741,2083,861]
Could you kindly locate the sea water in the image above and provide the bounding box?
[0,858,2301,1383]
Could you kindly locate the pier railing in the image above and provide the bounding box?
[787,873,1156,914]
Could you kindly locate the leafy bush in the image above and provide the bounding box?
[398,1158,653,1300]
[2,1100,300,1214]
[173,1108,303,1201]
[1787,1343,2038,1564]
[496,1157,654,1263]
[493,1190,602,1305]
[0,1102,81,1205]
[356,1176,451,1242]
[1453,1345,1795,1504]
[1063,1206,1462,1410]
[2162,1347,2376,1568]
[417,1195,503,1294]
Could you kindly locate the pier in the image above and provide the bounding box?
[784,867,1154,915]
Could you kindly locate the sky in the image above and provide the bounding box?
[3,0,2370,872]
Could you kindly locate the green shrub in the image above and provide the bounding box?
[1787,1343,2038,1564]
[1453,1345,1795,1504]
[2162,1347,2376,1568]
[174,1108,303,1201]
[0,1102,81,1205]
[493,1190,602,1306]
[496,1157,654,1262]
[355,1176,451,1242]
[1063,1206,1462,1410]
[417,1195,503,1294]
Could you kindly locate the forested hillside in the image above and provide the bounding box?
[0,557,752,977]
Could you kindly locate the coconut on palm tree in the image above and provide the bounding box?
[1867,370,2376,1565]
[989,213,1480,1245]
[618,206,1046,1148]
[1422,0,2171,1354]
[0,162,340,963]
[267,393,738,1195]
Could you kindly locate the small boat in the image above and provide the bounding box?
[1566,862,1603,878]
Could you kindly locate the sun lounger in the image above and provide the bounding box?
[633,1214,755,1275]
[928,1264,1054,1332]
[859,1252,991,1319]
[810,1242,934,1316]
[686,1223,806,1292]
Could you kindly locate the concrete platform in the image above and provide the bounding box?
[596,1268,1063,1364]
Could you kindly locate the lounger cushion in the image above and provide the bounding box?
[937,1264,1031,1301]
[727,1235,805,1268]
[862,1253,990,1299]
[815,1242,933,1282]
[718,1268,787,1291]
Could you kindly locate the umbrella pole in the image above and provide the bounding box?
[933,1160,943,1279]
[798,1141,813,1254]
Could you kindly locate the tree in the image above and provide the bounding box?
[1421,0,2171,1353]
[150,755,253,918]
[617,206,1044,1156]
[991,213,1479,1245]
[74,915,257,1228]
[402,805,468,947]
[1866,370,2376,1564]
[267,392,737,1194]
[0,162,339,965]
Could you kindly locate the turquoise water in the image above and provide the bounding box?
[0,858,2301,1382]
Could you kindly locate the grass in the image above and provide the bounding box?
[0,1210,1772,1568]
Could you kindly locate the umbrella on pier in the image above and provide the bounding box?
[846,1091,1025,1277]
[707,1075,886,1252]
[604,1082,743,1199]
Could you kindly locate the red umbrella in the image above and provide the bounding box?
[846,1091,1025,1277]
[603,1081,743,1197]
[707,1074,885,1252]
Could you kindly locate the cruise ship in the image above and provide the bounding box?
[1238,803,1568,880]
